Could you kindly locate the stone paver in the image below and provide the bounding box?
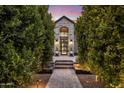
[46,69,82,88]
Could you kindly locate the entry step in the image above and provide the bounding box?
[55,65,74,69]
[55,60,73,62]
[55,62,73,65]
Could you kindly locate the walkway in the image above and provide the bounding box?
[46,61,82,88]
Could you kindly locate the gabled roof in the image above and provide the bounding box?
[55,16,75,24]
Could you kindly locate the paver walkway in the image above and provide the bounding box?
[46,69,82,88]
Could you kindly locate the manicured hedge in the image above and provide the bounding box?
[0,6,54,87]
[76,6,124,87]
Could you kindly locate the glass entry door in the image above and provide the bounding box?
[60,37,68,55]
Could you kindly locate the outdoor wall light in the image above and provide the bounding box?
[55,39,59,45]
[70,39,73,44]
[56,39,58,42]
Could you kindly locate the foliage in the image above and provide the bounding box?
[38,6,54,67]
[0,6,54,87]
[76,6,124,87]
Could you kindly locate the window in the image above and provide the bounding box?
[60,27,68,37]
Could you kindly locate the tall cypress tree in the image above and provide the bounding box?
[0,5,54,87]
[76,6,124,87]
[37,6,54,68]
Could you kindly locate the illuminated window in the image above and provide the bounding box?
[60,27,68,37]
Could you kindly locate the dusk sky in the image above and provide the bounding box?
[48,5,82,21]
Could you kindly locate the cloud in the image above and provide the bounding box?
[49,5,82,20]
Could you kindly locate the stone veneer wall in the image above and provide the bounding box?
[54,17,77,56]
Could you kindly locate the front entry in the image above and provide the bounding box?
[60,26,68,55]
[60,37,68,55]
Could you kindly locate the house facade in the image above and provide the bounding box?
[54,16,78,56]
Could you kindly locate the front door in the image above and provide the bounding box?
[60,37,68,55]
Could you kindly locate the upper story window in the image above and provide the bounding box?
[60,27,68,37]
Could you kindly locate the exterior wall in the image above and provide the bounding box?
[74,28,78,55]
[54,17,77,56]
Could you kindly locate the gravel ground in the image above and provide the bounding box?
[77,74,104,88]
[28,72,104,88]
[30,74,51,88]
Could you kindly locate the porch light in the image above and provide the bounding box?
[55,39,59,45]
[56,39,58,42]
[70,39,73,44]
